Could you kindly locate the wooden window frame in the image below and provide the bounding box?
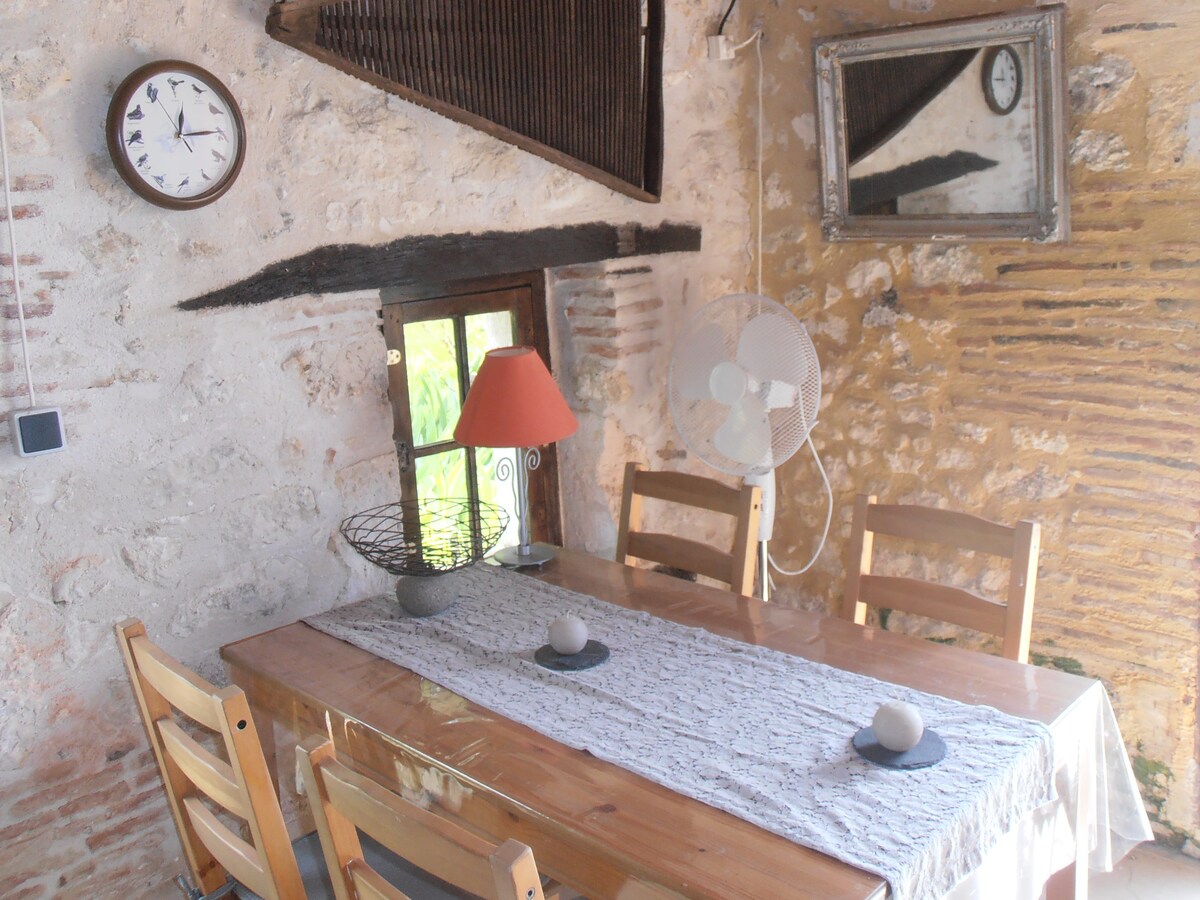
[381,271,564,550]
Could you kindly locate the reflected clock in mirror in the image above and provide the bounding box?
[106,60,246,210]
[814,6,1067,243]
[982,45,1023,115]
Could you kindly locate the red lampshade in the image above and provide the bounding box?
[454,347,578,449]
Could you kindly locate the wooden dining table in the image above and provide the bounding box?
[220,548,1101,899]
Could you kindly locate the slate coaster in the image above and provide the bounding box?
[535,640,610,671]
[852,726,947,770]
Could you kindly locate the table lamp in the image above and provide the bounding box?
[454,346,578,566]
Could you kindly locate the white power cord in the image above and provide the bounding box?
[767,436,833,577]
[728,30,833,587]
[0,79,36,408]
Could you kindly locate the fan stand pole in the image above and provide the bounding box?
[746,470,776,601]
[758,540,770,602]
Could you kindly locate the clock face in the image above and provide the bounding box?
[982,45,1022,116]
[106,61,246,210]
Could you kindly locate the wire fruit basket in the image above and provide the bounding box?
[340,498,508,576]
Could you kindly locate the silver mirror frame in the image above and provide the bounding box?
[815,6,1068,243]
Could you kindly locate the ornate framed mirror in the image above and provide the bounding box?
[814,6,1067,243]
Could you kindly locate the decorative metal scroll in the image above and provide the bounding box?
[267,0,664,202]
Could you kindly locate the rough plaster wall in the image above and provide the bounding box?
[745,0,1200,849]
[0,1,749,895]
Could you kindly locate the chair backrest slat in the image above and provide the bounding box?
[184,796,271,897]
[128,634,224,731]
[323,760,497,896]
[864,502,1018,558]
[159,719,247,818]
[841,494,1040,662]
[298,736,546,900]
[616,462,761,595]
[624,532,737,585]
[630,468,748,516]
[859,574,1008,636]
[349,862,400,900]
[115,619,306,900]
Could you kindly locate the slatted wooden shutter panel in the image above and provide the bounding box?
[269,0,663,201]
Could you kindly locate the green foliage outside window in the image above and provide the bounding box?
[405,313,519,550]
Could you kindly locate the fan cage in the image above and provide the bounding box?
[668,293,822,477]
[340,498,508,576]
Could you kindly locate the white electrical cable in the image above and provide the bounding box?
[754,31,763,296]
[768,435,833,576]
[731,31,833,582]
[0,79,36,408]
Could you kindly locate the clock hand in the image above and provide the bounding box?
[153,97,193,152]
[179,130,222,137]
[176,108,194,154]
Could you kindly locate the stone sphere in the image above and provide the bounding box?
[873,700,924,752]
[395,576,457,617]
[549,615,588,655]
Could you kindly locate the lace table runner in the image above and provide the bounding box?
[306,564,1055,900]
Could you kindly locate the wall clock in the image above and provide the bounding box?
[981,45,1022,116]
[106,60,246,210]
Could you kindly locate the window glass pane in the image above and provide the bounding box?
[405,319,460,447]
[476,446,520,552]
[464,311,515,383]
[415,449,469,503]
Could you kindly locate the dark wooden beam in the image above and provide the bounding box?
[849,151,998,215]
[177,221,702,312]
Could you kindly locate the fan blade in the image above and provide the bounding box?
[713,394,771,467]
[675,322,730,401]
[736,312,809,386]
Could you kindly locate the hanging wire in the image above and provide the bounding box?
[723,29,834,584]
[755,31,763,295]
[717,0,738,35]
[0,79,36,407]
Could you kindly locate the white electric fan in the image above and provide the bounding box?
[667,293,832,597]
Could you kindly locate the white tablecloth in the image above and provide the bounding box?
[946,681,1152,898]
[307,564,1074,900]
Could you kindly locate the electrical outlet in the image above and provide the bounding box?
[10,407,66,457]
[707,35,735,61]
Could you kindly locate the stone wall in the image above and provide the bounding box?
[0,1,750,895]
[3,0,1197,893]
[748,0,1200,848]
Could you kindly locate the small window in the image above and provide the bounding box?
[381,275,563,556]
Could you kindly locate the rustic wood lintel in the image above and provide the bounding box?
[177,221,702,312]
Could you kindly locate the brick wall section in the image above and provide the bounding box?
[557,263,665,363]
[0,710,181,898]
[756,0,1200,847]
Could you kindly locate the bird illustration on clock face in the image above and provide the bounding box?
[106,60,246,210]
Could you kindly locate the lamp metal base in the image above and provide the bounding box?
[493,543,555,567]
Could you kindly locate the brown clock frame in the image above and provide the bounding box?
[981,45,1023,116]
[106,60,247,211]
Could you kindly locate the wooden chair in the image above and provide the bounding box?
[297,736,546,900]
[841,494,1040,662]
[615,462,762,596]
[115,618,310,900]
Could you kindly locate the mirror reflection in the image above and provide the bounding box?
[845,43,1036,216]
